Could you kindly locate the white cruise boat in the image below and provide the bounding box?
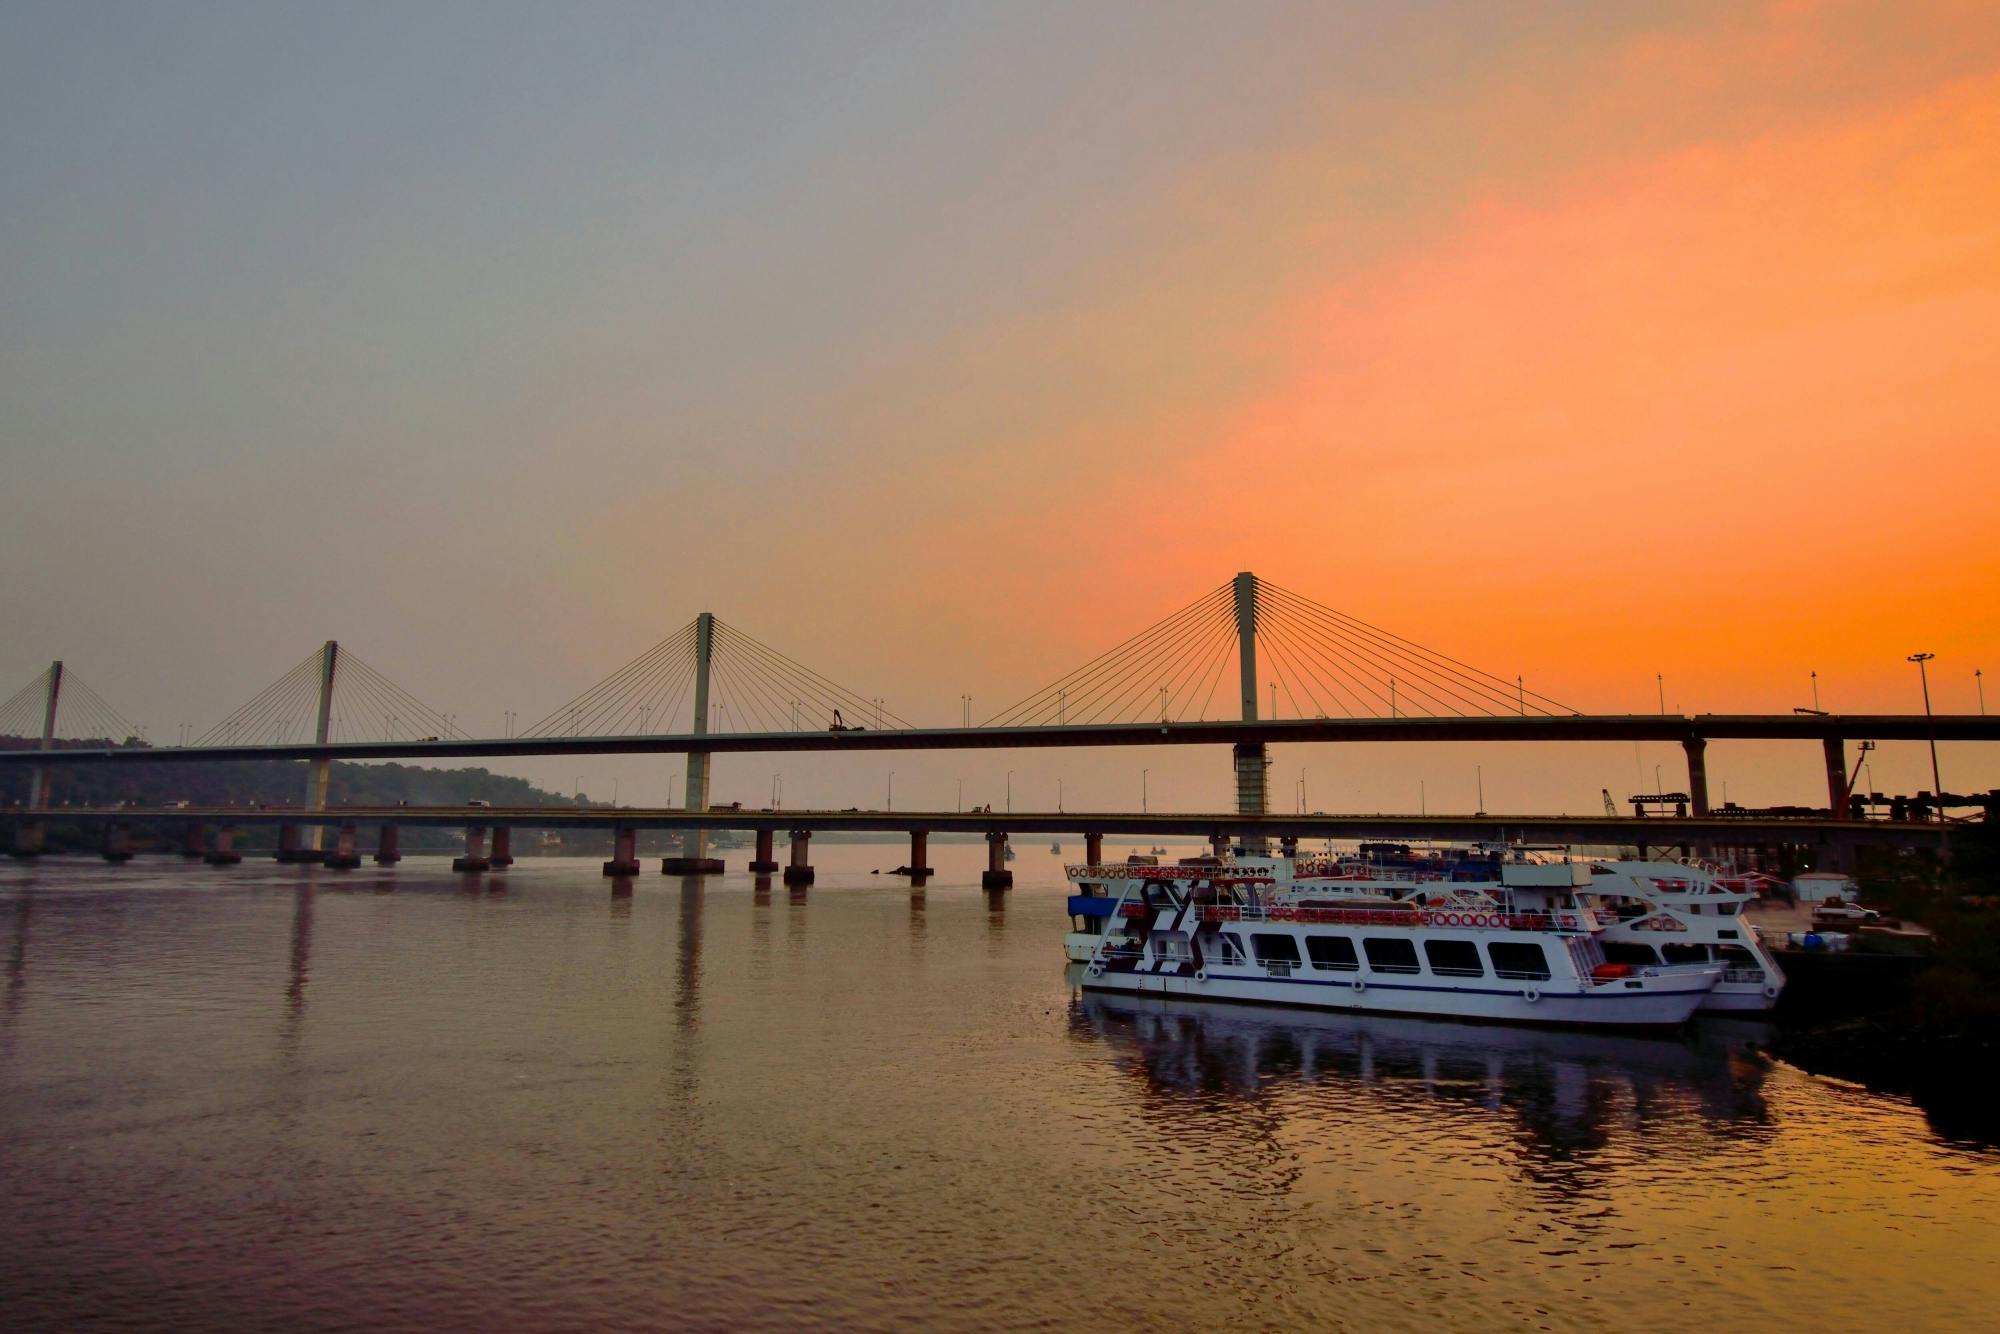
[1582,861,1786,1012]
[1065,854,1720,1029]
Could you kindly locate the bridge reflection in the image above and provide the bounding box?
[1067,983,1774,1192]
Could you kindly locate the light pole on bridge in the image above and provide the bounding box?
[1908,653,1943,811]
[1142,769,1149,814]
[1006,770,1013,813]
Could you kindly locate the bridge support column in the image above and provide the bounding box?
[275,824,323,864]
[907,830,933,877]
[373,825,401,865]
[783,830,814,886]
[204,828,241,865]
[325,824,361,869]
[749,828,779,873]
[662,828,725,875]
[8,822,45,859]
[1280,836,1299,860]
[1683,737,1710,816]
[302,641,338,854]
[602,825,639,877]
[181,825,206,859]
[982,832,1012,890]
[454,826,491,873]
[103,823,133,863]
[489,826,514,869]
[1211,833,1230,860]
[1085,832,1103,866]
[1823,738,1851,819]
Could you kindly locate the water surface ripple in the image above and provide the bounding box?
[2,849,1995,1331]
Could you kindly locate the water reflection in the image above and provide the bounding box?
[1069,982,1776,1182]
[2,888,30,1057]
[675,879,703,1033]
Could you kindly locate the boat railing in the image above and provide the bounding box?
[1721,966,1766,984]
[1198,904,1591,933]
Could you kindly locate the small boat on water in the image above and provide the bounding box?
[1064,848,1729,1029]
[1050,841,1062,855]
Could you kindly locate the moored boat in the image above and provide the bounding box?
[1065,853,1720,1029]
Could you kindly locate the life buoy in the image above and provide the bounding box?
[1523,988,1542,1004]
[1087,961,1104,978]
[1763,983,1780,1000]
[1195,968,1209,984]
[1351,977,1366,993]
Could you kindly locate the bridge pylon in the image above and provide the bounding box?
[302,641,337,853]
[1234,573,1270,852]
[682,612,714,862]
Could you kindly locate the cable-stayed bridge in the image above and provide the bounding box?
[4,574,1994,875]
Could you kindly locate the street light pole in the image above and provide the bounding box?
[1908,653,1943,812]
[1142,769,1149,814]
[887,771,894,811]
[1978,669,1986,716]
[1006,770,1013,814]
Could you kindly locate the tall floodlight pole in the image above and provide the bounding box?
[1233,572,1268,852]
[26,660,63,811]
[685,614,715,859]
[1908,653,1943,817]
[302,641,337,852]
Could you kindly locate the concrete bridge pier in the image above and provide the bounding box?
[1823,737,1851,818]
[1683,737,1710,815]
[454,826,492,873]
[103,823,133,863]
[783,830,814,885]
[1280,836,1299,859]
[204,828,241,865]
[603,826,640,877]
[1085,832,1103,866]
[373,825,401,865]
[662,830,724,875]
[325,824,361,870]
[181,825,206,858]
[1210,833,1230,859]
[982,832,1012,890]
[489,826,514,869]
[9,822,45,858]
[748,828,779,873]
[275,824,324,865]
[907,830,933,877]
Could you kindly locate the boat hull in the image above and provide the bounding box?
[1078,966,1716,1030]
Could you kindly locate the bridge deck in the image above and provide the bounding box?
[11,805,1955,849]
[3,713,1997,767]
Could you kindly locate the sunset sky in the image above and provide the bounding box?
[3,1,1997,815]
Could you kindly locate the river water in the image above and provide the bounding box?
[3,847,1996,1331]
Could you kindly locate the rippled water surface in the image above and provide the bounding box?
[3,847,1997,1331]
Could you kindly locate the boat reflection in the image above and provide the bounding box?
[1068,974,1776,1170]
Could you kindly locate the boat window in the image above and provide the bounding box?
[1602,941,1660,966]
[1362,937,1421,974]
[1717,902,1739,915]
[1661,942,1709,965]
[1717,944,1757,965]
[1423,939,1484,978]
[1216,933,1247,964]
[1305,934,1359,972]
[1251,933,1302,965]
[1488,941,1552,981]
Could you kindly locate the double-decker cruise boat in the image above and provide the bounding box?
[1583,861,1786,1012]
[1064,852,1722,1029]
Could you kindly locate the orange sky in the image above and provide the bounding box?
[4,1,1997,813]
